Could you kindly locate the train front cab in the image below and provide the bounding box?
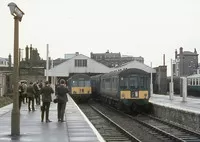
[70,80,92,102]
[118,74,150,112]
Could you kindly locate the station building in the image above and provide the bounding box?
[47,53,155,84]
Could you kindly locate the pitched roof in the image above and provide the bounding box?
[113,60,156,73]
[48,54,112,77]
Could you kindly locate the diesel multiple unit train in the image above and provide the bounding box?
[67,68,151,112]
[91,68,151,112]
[67,74,92,102]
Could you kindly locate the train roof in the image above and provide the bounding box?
[91,74,103,79]
[101,68,149,78]
[68,74,90,80]
[114,60,156,74]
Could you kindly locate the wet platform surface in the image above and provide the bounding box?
[0,95,104,142]
[150,94,200,114]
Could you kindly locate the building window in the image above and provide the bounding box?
[75,59,87,67]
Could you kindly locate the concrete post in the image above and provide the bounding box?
[170,59,174,100]
[46,44,49,81]
[150,62,153,96]
[182,77,187,102]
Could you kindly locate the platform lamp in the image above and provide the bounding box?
[8,2,24,136]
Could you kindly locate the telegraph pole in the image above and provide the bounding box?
[46,44,49,81]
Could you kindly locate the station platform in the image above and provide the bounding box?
[0,95,105,142]
[149,94,200,132]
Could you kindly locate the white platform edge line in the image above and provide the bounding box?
[68,94,105,142]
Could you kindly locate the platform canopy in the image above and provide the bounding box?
[187,74,200,79]
[112,60,156,73]
[46,54,112,77]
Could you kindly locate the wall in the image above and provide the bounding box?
[151,104,200,132]
[0,73,6,96]
[19,75,45,83]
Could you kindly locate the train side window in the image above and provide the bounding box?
[142,77,147,89]
[102,79,105,89]
[112,78,117,90]
[120,77,128,89]
[105,78,111,90]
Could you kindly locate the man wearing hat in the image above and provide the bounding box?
[40,81,54,123]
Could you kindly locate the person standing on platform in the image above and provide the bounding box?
[34,82,41,105]
[18,82,24,110]
[56,79,69,122]
[40,81,54,123]
[27,82,36,111]
[23,82,28,103]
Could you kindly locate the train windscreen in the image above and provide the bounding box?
[129,76,138,90]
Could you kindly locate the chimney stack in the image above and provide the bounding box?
[30,44,33,61]
[8,54,11,68]
[194,48,197,54]
[175,49,177,59]
[25,45,29,61]
[163,54,165,66]
[180,47,183,54]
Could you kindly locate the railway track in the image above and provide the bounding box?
[79,102,174,142]
[132,114,200,142]
[81,100,200,142]
[78,104,141,142]
[102,102,200,142]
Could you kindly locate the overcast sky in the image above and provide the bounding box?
[1,0,200,75]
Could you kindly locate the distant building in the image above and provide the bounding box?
[90,50,144,68]
[19,44,46,76]
[0,57,9,67]
[174,47,198,76]
[64,52,79,59]
[53,58,68,67]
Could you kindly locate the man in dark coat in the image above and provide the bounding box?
[33,82,40,105]
[18,82,24,110]
[27,82,36,111]
[40,81,54,123]
[56,79,69,122]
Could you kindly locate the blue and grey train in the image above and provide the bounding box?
[91,68,151,112]
[67,74,92,102]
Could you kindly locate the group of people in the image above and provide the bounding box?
[18,81,42,111]
[18,79,69,123]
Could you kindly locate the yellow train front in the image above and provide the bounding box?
[67,74,92,102]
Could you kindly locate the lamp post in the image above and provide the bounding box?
[46,44,49,81]
[170,59,174,100]
[150,62,153,96]
[8,2,24,136]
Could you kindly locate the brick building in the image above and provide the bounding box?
[90,50,144,67]
[174,47,198,77]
